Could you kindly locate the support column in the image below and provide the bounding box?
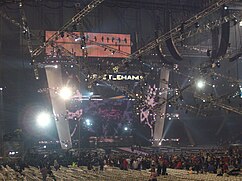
[45,65,72,149]
[153,67,170,146]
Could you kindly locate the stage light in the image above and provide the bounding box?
[85,119,92,126]
[195,22,200,28]
[59,87,72,100]
[124,126,128,131]
[196,79,205,89]
[37,112,51,128]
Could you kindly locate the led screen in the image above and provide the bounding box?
[45,31,131,58]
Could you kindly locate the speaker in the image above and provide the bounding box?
[165,37,183,61]
[216,8,230,58]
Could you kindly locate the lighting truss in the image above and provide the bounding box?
[32,0,104,58]
[19,1,39,79]
[0,10,21,28]
[89,0,238,85]
[194,94,242,115]
[123,0,237,62]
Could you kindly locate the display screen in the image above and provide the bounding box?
[45,31,131,58]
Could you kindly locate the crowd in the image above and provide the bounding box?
[0,145,241,180]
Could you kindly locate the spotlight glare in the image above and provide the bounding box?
[196,80,205,89]
[85,119,92,126]
[37,112,51,128]
[59,87,72,100]
[124,126,128,131]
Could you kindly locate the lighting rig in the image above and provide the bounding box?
[19,1,39,79]
[2,0,241,118]
[87,0,239,90]
[32,0,104,59]
[194,94,242,115]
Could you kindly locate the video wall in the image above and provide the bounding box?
[68,99,134,137]
[45,31,131,58]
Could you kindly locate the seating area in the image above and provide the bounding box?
[0,164,241,181]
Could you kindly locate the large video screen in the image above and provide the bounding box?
[45,31,131,58]
[68,99,134,137]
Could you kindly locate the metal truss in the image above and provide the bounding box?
[194,94,242,115]
[32,0,104,58]
[125,0,237,62]
[19,1,40,79]
[89,0,238,85]
[0,10,22,28]
[0,3,40,79]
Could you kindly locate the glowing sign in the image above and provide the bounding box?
[91,74,143,81]
[45,31,131,58]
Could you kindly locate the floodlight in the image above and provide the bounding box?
[85,119,92,126]
[37,112,51,128]
[196,80,205,89]
[59,87,72,100]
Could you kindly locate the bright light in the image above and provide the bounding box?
[124,126,128,131]
[37,112,51,128]
[85,119,92,126]
[59,87,72,100]
[196,80,205,89]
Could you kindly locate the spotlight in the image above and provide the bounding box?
[195,22,200,28]
[85,119,92,126]
[60,31,65,38]
[59,87,72,100]
[168,102,172,107]
[223,5,228,10]
[215,61,220,68]
[232,17,238,25]
[36,112,51,128]
[124,126,128,131]
[196,79,206,89]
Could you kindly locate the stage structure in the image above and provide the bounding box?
[153,67,170,146]
[45,65,72,149]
